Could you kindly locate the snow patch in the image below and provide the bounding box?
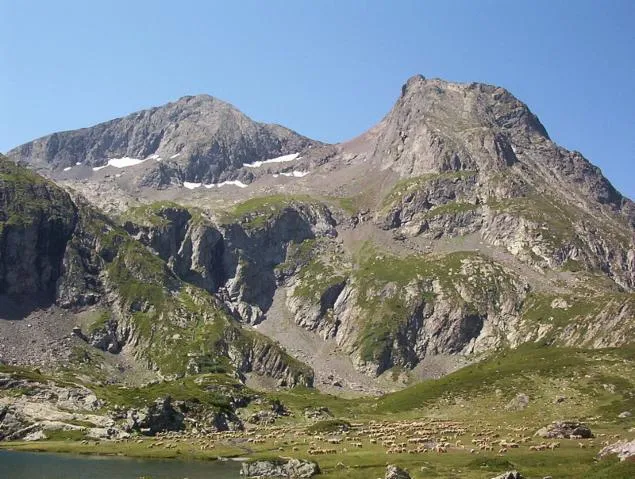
[107,157,148,168]
[183,182,202,189]
[243,153,299,168]
[272,174,279,178]
[169,153,181,159]
[75,162,82,166]
[63,167,72,172]
[203,180,248,189]
[92,165,108,171]
[146,153,161,160]
[281,170,309,178]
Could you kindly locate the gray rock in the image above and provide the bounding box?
[505,393,530,411]
[125,397,183,435]
[241,458,319,478]
[491,472,523,479]
[385,464,411,479]
[535,421,593,439]
[598,439,635,462]
[618,411,632,418]
[0,158,77,302]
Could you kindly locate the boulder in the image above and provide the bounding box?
[385,464,411,479]
[505,393,529,411]
[535,421,593,439]
[248,410,278,425]
[241,458,319,478]
[598,439,635,462]
[304,407,332,420]
[491,472,523,479]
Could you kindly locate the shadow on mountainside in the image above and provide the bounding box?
[0,294,55,321]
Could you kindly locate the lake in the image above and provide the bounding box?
[0,450,241,478]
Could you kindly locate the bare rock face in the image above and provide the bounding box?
[0,156,77,301]
[371,75,548,177]
[7,95,320,187]
[369,76,634,290]
[125,396,184,435]
[123,204,226,293]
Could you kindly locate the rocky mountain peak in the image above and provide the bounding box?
[7,94,320,187]
[397,74,549,140]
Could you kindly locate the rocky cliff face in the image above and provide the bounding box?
[7,95,320,187]
[368,76,634,290]
[0,157,313,387]
[0,156,77,301]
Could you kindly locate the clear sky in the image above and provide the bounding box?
[1,0,633,198]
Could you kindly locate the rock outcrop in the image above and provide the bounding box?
[385,464,412,479]
[535,421,593,439]
[598,439,635,462]
[241,458,320,478]
[125,397,184,435]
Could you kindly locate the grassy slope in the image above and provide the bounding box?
[3,343,634,477]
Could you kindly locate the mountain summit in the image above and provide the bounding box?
[8,94,320,187]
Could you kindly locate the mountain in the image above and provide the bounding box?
[7,95,321,188]
[1,76,634,450]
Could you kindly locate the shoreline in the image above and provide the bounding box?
[0,440,248,462]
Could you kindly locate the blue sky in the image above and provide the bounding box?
[1,0,633,198]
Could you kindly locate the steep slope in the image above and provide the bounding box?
[0,157,77,302]
[7,95,321,187]
[0,155,312,387]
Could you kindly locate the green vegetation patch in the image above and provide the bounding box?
[120,201,207,228]
[0,155,76,228]
[374,343,635,413]
[93,374,243,412]
[219,194,321,229]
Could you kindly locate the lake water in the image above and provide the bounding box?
[0,450,241,478]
